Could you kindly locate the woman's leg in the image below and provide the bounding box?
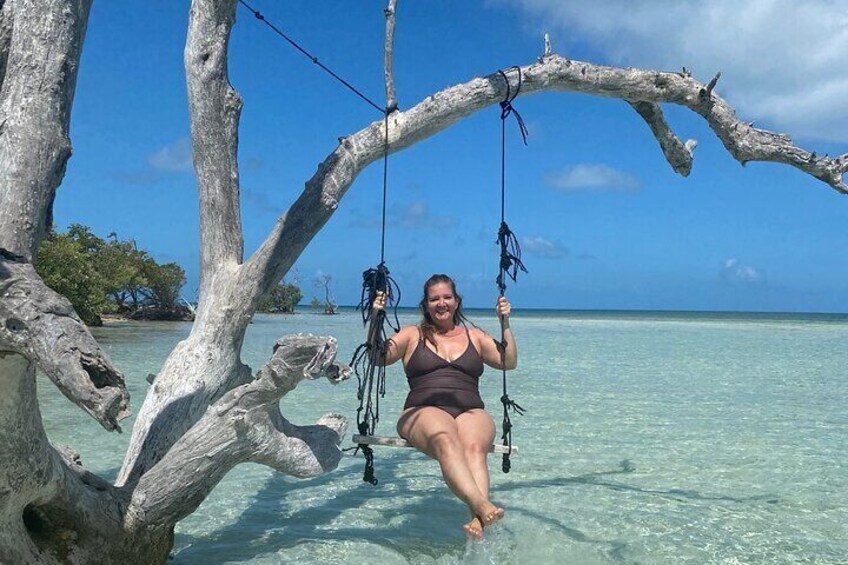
[455,409,495,498]
[398,407,503,532]
[455,409,499,538]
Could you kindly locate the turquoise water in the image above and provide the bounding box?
[36,310,848,564]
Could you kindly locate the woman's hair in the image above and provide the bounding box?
[418,274,471,349]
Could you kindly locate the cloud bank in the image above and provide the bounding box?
[544,164,640,192]
[522,235,568,259]
[505,0,848,142]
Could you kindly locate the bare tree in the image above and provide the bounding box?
[315,273,338,315]
[0,0,845,562]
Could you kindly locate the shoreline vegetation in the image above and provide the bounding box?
[34,224,315,326]
[36,224,842,327]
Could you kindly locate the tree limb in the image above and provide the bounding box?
[629,101,695,176]
[384,0,398,112]
[0,0,92,260]
[127,334,349,529]
[0,252,129,431]
[242,54,847,300]
[0,0,14,91]
[185,0,244,294]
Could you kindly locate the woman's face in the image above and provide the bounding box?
[425,281,457,325]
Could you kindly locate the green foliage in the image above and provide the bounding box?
[258,283,303,314]
[94,234,149,309]
[142,261,186,310]
[34,224,187,324]
[35,227,107,326]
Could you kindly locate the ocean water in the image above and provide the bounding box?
[35,310,848,564]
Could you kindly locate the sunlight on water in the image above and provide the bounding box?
[37,310,848,564]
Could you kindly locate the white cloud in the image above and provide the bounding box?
[350,200,456,231]
[721,258,764,283]
[544,164,640,192]
[148,138,193,173]
[503,0,848,142]
[522,235,568,259]
[396,201,456,230]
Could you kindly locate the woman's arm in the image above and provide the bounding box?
[372,291,411,366]
[476,296,518,370]
[381,326,414,366]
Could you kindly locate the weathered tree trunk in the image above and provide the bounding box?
[2,0,846,562]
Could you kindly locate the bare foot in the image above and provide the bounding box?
[463,516,484,540]
[475,501,505,527]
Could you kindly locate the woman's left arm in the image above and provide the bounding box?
[477,296,518,370]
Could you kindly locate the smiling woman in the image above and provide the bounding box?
[3,0,847,562]
[367,273,517,540]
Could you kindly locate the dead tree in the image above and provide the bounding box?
[0,0,845,562]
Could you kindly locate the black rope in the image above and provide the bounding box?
[495,67,528,474]
[347,70,398,486]
[238,0,404,484]
[237,0,385,114]
[497,67,529,146]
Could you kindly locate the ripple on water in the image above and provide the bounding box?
[36,311,848,563]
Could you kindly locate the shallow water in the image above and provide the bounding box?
[37,310,848,564]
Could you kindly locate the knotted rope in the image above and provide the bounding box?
[495,67,528,473]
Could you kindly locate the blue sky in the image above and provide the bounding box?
[56,1,848,312]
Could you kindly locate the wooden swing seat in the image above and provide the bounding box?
[352,434,519,455]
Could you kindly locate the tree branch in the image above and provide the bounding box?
[629,101,695,176]
[185,0,244,294]
[0,253,129,430]
[242,54,847,299]
[0,0,92,260]
[127,334,349,529]
[384,0,398,112]
[0,0,14,91]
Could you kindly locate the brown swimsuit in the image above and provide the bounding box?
[403,328,485,418]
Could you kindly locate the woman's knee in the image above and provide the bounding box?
[463,442,489,463]
[429,432,463,458]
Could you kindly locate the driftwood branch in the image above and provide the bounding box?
[0,252,129,430]
[243,54,848,299]
[0,0,91,260]
[542,33,551,59]
[186,0,244,292]
[629,101,695,176]
[0,0,13,90]
[127,334,349,529]
[384,0,398,112]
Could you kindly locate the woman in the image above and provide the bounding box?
[372,274,517,539]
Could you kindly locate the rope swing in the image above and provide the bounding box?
[349,112,400,485]
[237,1,528,479]
[236,0,400,484]
[494,67,528,473]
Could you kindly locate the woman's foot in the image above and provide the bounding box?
[474,500,505,527]
[463,516,484,540]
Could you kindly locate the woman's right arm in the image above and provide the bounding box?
[372,291,410,366]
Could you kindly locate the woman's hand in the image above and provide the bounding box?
[496,296,511,320]
[372,291,387,312]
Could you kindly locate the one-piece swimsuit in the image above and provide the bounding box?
[403,328,485,418]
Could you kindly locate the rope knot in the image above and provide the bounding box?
[501,394,526,416]
[495,221,528,296]
[497,67,529,145]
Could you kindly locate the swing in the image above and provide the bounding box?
[350,67,529,483]
[352,434,519,454]
[237,0,525,485]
